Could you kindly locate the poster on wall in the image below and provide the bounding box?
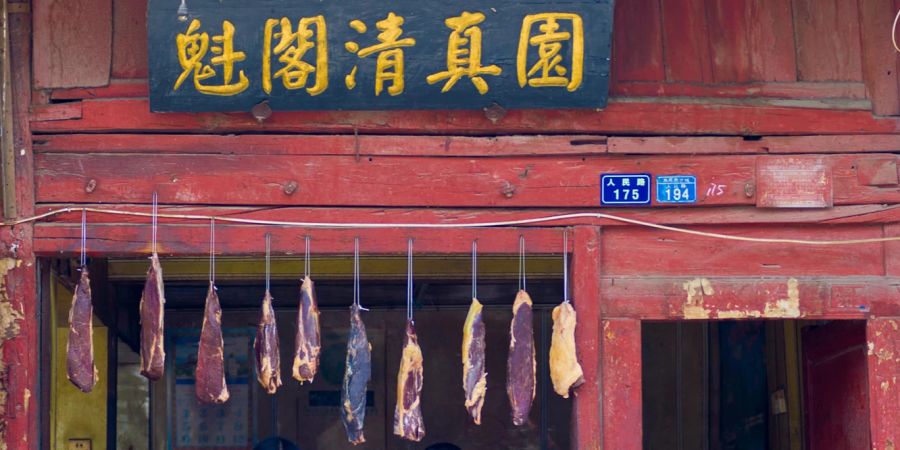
[147,0,614,111]
[170,327,256,450]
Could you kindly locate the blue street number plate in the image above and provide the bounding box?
[656,175,697,204]
[601,174,651,206]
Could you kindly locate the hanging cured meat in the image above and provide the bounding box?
[196,282,230,404]
[394,320,426,441]
[140,253,166,380]
[549,302,584,398]
[292,276,321,384]
[254,290,282,394]
[66,267,98,392]
[341,304,371,445]
[462,297,487,425]
[507,290,536,426]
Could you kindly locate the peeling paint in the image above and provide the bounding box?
[22,389,29,416]
[0,259,23,339]
[763,278,800,318]
[869,342,876,356]
[717,310,762,319]
[886,439,895,450]
[883,381,891,393]
[682,278,713,319]
[890,320,899,331]
[875,348,895,364]
[0,257,23,450]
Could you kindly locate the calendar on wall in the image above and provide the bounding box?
[170,327,256,449]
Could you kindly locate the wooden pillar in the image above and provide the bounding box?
[571,225,601,449]
[867,318,899,450]
[0,0,38,448]
[602,319,642,450]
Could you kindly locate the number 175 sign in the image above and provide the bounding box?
[600,174,651,206]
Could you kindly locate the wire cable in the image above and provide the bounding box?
[6,206,900,246]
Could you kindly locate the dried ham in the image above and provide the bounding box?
[341,304,371,445]
[549,302,584,398]
[393,320,425,441]
[66,268,98,392]
[462,297,487,424]
[140,253,166,380]
[195,281,229,404]
[254,290,282,394]
[292,276,321,384]
[507,290,535,426]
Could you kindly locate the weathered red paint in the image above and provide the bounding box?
[611,81,867,100]
[6,0,900,449]
[867,319,900,450]
[602,319,642,450]
[32,224,566,256]
[32,153,900,207]
[803,321,871,450]
[602,225,886,276]
[571,226,601,450]
[2,4,38,449]
[32,0,111,88]
[601,277,899,319]
[29,98,900,135]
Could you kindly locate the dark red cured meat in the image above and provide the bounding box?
[195,281,229,404]
[140,253,166,380]
[462,298,486,425]
[341,304,371,445]
[507,290,535,426]
[393,320,426,441]
[254,290,282,394]
[66,268,97,392]
[292,276,321,384]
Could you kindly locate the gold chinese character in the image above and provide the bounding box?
[262,16,328,96]
[175,19,249,96]
[344,13,416,96]
[426,11,501,95]
[517,13,583,91]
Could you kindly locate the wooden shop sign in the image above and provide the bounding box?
[148,0,614,112]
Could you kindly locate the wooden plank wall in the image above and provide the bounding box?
[13,1,900,450]
[28,0,900,131]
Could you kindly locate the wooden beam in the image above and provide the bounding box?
[38,133,900,157]
[571,226,601,450]
[0,0,13,219]
[601,319,642,450]
[33,224,566,256]
[32,153,900,207]
[608,134,900,154]
[601,276,900,319]
[601,224,886,277]
[611,81,867,101]
[866,318,900,450]
[28,98,900,136]
[34,133,608,156]
[31,203,900,226]
[2,1,37,448]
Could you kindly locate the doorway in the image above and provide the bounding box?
[42,255,574,450]
[641,320,870,450]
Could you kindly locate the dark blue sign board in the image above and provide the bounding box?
[656,175,697,204]
[148,0,615,112]
[600,174,651,206]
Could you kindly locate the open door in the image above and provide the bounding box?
[802,321,870,450]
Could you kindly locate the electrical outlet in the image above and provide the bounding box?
[67,439,91,450]
[770,389,788,415]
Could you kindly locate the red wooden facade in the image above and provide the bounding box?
[1,0,899,449]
